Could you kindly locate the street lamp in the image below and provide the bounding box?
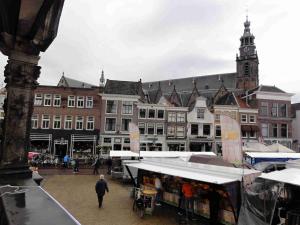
[0,0,65,177]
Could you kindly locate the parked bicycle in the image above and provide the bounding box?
[132,188,151,218]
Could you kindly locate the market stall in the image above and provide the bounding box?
[245,152,300,165]
[238,168,300,225]
[126,158,261,224]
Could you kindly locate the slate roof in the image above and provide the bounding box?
[249,85,286,94]
[57,75,94,88]
[143,73,236,95]
[104,79,141,95]
[214,92,237,106]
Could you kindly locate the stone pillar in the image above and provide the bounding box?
[0,52,40,169]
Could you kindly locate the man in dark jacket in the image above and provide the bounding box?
[95,174,109,208]
[93,157,100,175]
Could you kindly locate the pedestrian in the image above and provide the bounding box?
[95,174,109,208]
[182,180,195,219]
[154,175,162,206]
[208,187,221,225]
[92,157,100,175]
[74,157,80,173]
[106,157,112,175]
[63,154,70,169]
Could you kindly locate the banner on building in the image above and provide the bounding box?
[220,115,243,164]
[129,122,140,154]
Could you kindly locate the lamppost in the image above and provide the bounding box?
[0,0,65,178]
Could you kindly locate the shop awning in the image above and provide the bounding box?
[126,158,260,185]
[110,151,216,158]
[259,168,300,187]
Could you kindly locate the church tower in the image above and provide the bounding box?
[236,16,259,91]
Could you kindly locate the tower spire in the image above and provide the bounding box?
[99,70,105,87]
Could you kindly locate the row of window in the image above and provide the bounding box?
[190,124,211,136]
[167,126,185,138]
[241,114,256,123]
[138,123,164,135]
[261,123,288,138]
[32,115,95,130]
[139,108,165,119]
[260,102,288,117]
[34,94,94,108]
[105,118,131,132]
[106,100,133,114]
[168,112,186,123]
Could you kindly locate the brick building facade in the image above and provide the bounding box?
[31,76,102,159]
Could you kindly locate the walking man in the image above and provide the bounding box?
[95,174,109,208]
[92,157,100,175]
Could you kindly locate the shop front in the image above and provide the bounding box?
[126,158,260,224]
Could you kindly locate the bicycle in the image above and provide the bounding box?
[132,188,151,218]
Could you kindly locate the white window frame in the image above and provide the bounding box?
[241,114,247,123]
[215,125,221,137]
[64,115,72,130]
[138,122,146,134]
[261,123,269,138]
[68,95,75,107]
[148,109,156,119]
[156,123,164,135]
[75,116,84,130]
[105,117,116,132]
[106,100,117,114]
[86,116,95,130]
[157,110,165,119]
[42,115,50,129]
[53,115,61,129]
[147,123,155,135]
[121,118,131,132]
[176,126,185,137]
[167,126,175,137]
[168,112,176,122]
[86,96,93,108]
[34,94,43,106]
[77,96,85,108]
[139,108,147,119]
[197,108,205,119]
[43,94,52,106]
[249,115,256,123]
[122,101,133,115]
[31,115,38,129]
[53,94,61,107]
[177,113,185,123]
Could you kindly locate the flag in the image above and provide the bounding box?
[129,122,140,154]
[220,115,243,164]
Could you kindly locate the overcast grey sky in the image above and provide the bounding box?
[1,0,300,102]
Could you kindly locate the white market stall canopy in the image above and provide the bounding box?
[245,152,300,159]
[259,168,300,187]
[126,158,260,185]
[110,151,216,158]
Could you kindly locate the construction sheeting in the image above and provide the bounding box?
[259,168,300,187]
[126,158,260,185]
[110,151,216,158]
